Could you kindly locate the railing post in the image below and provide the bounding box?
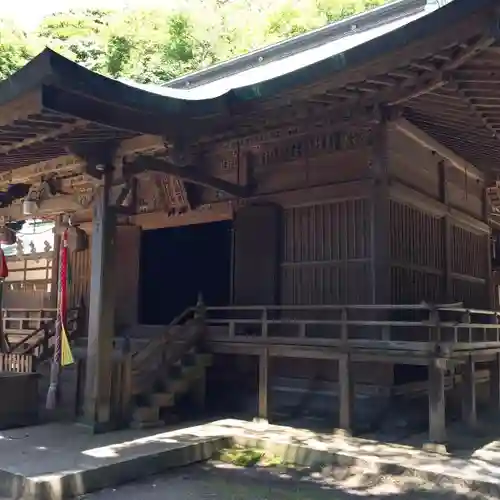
[340,308,348,345]
[429,307,441,343]
[261,308,268,338]
[120,351,133,426]
[338,308,353,435]
[428,357,447,444]
[461,311,471,343]
[460,356,477,428]
[258,347,269,422]
[195,292,206,321]
[489,353,500,413]
[42,326,49,358]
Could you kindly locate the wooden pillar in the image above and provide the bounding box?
[483,185,494,309]
[338,354,353,433]
[461,357,477,427]
[428,358,446,443]
[258,348,269,421]
[83,167,117,432]
[438,161,453,302]
[370,113,391,304]
[490,353,500,412]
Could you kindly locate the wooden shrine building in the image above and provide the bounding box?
[1,0,500,442]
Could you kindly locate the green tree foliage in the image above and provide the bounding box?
[0,20,34,80]
[0,0,390,83]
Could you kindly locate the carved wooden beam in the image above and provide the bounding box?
[124,156,249,198]
[0,195,85,220]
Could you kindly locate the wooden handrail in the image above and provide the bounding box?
[204,302,465,312]
[8,322,52,353]
[130,305,204,396]
[205,302,500,352]
[7,306,84,359]
[132,306,196,364]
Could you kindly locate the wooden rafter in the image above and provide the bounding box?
[447,76,500,139]
[203,34,497,144]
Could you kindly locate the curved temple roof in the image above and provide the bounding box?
[0,0,498,172]
[0,0,492,117]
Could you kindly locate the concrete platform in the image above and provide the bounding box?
[2,418,500,499]
[0,422,229,500]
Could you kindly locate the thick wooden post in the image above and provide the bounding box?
[258,348,269,421]
[483,182,494,309]
[338,354,353,433]
[461,357,477,427]
[428,358,446,443]
[370,114,391,305]
[83,167,117,432]
[438,161,453,302]
[489,353,500,412]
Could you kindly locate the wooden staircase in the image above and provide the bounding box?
[128,306,212,429]
[6,306,83,361]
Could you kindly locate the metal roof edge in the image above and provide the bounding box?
[165,0,427,90]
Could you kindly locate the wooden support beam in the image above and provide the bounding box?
[338,354,353,433]
[125,156,249,198]
[370,112,391,304]
[258,348,269,421]
[428,358,446,444]
[489,353,500,412]
[438,161,453,302]
[461,357,477,428]
[83,167,117,432]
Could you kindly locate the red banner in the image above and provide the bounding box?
[0,248,8,279]
[59,229,68,328]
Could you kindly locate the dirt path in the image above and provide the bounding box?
[80,460,489,500]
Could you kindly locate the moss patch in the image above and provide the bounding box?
[216,445,286,467]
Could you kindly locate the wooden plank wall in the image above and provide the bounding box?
[203,125,373,203]
[388,126,489,307]
[280,199,372,305]
[68,242,91,309]
[206,124,376,308]
[67,226,142,328]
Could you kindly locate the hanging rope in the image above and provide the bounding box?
[45,229,68,410]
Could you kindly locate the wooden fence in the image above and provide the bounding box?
[0,353,35,373]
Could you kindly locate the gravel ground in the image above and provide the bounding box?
[80,460,493,500]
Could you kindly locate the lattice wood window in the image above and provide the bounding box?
[5,254,53,292]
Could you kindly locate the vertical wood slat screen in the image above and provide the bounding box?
[281,199,371,305]
[389,200,443,304]
[451,225,488,308]
[68,242,91,309]
[389,199,488,307]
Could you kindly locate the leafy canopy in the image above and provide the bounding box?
[0,0,388,83]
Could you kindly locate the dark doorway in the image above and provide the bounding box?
[139,220,232,325]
